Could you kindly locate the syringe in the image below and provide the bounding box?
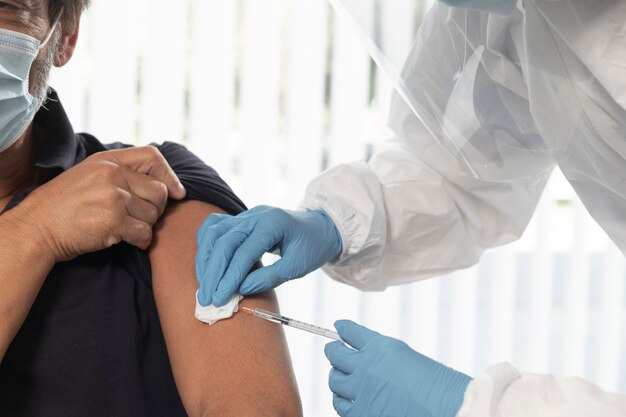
[240,306,341,341]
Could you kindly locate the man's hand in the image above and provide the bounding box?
[195,205,343,307]
[14,146,186,262]
[325,320,472,417]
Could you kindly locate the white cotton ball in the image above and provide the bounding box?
[195,291,243,325]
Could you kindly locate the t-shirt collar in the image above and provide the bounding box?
[32,88,80,172]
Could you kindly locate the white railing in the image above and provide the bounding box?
[50,0,625,415]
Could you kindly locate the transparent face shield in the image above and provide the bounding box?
[327,0,626,182]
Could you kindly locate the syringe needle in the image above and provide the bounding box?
[240,306,254,315]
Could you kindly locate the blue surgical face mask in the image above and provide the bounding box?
[0,19,59,153]
[438,0,517,14]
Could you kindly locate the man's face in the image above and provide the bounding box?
[0,0,60,105]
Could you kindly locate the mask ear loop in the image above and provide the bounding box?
[39,7,63,49]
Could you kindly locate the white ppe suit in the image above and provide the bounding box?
[302,1,626,415]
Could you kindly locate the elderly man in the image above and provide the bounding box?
[0,1,302,416]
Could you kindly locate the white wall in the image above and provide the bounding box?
[50,1,626,415]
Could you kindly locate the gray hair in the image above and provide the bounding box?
[49,0,90,26]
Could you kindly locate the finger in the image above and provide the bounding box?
[196,213,230,247]
[197,215,239,255]
[196,208,268,248]
[106,146,186,200]
[197,225,239,305]
[118,216,153,250]
[328,368,357,400]
[238,258,292,295]
[324,341,359,374]
[195,219,236,288]
[332,395,353,417]
[334,320,378,350]
[125,194,160,226]
[200,223,253,307]
[196,207,274,291]
[213,231,281,305]
[123,168,169,218]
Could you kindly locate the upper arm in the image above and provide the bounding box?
[148,200,302,417]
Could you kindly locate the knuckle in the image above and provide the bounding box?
[146,145,165,163]
[139,180,168,212]
[133,222,153,247]
[155,181,169,203]
[100,159,119,172]
[110,187,129,206]
[99,161,123,181]
[147,204,160,224]
[141,228,154,247]
[146,179,168,203]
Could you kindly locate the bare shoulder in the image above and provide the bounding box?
[148,200,302,417]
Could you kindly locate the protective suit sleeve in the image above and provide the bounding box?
[457,362,626,417]
[301,4,555,290]
[301,131,551,290]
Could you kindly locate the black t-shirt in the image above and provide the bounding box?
[0,91,247,417]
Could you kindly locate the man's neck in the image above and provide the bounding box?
[0,127,36,209]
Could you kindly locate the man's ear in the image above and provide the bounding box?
[54,12,81,67]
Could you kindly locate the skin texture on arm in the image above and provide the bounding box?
[0,209,56,361]
[149,200,303,417]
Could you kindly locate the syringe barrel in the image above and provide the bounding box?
[285,318,341,341]
[249,308,341,341]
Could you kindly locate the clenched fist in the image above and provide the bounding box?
[13,146,186,262]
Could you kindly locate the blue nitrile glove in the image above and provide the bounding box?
[195,205,342,307]
[325,320,472,417]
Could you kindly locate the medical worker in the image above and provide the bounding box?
[196,0,626,415]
